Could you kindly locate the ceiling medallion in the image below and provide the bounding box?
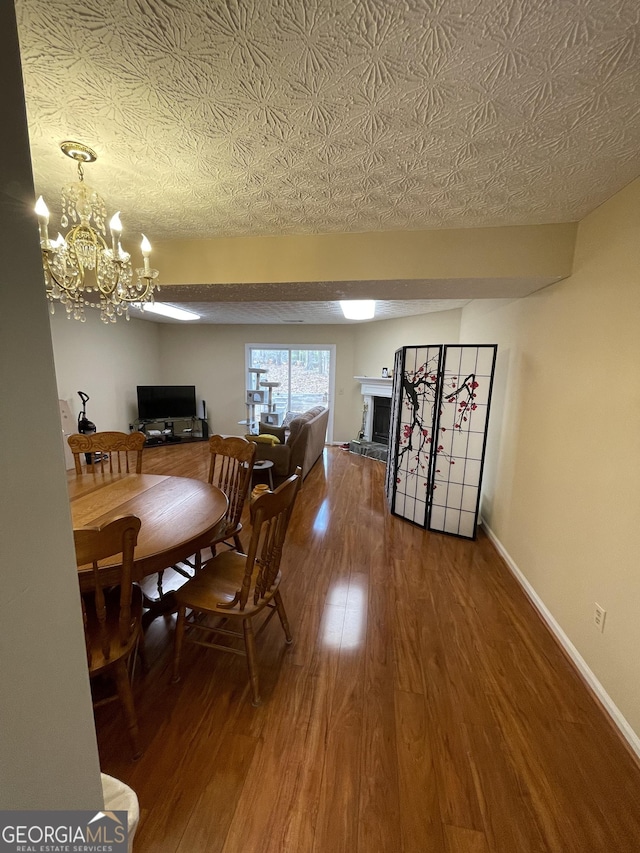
[35,141,159,323]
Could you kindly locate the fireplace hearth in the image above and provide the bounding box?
[348,439,388,462]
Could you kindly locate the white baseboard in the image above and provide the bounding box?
[482,521,640,762]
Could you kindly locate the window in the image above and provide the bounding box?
[246,344,335,442]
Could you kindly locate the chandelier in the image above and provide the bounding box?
[35,141,159,323]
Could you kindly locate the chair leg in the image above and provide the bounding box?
[243,617,261,707]
[136,633,149,675]
[232,533,243,552]
[129,631,148,679]
[273,590,293,644]
[172,606,186,683]
[130,583,149,675]
[113,657,142,760]
[156,570,165,599]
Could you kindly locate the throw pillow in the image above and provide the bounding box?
[259,422,286,443]
[245,433,281,445]
[282,411,303,428]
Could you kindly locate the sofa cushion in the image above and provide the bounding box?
[287,406,325,443]
[287,416,306,445]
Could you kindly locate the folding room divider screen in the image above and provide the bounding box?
[385,344,497,539]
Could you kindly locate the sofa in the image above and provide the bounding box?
[253,405,329,482]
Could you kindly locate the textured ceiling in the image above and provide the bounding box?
[15,0,640,322]
[133,277,556,322]
[128,297,472,324]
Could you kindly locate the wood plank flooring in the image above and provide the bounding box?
[96,442,640,852]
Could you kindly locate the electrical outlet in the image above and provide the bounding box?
[594,603,606,633]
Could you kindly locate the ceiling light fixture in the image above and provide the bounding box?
[35,141,159,324]
[135,302,200,321]
[340,300,376,320]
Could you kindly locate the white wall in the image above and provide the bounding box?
[460,177,640,739]
[0,2,103,809]
[51,309,162,432]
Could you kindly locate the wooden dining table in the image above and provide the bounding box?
[68,471,228,593]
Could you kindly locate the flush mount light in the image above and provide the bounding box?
[135,302,200,321]
[339,300,376,320]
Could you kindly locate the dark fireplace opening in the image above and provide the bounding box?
[372,396,391,444]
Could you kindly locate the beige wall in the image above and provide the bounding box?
[51,309,162,432]
[353,308,462,377]
[460,177,640,736]
[154,323,355,441]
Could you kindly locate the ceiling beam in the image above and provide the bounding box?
[154,222,577,288]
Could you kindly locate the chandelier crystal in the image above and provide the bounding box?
[35,141,159,323]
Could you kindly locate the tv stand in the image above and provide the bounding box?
[134,417,209,446]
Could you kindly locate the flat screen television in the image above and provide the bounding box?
[137,385,197,421]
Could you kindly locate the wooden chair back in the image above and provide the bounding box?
[68,431,145,475]
[232,469,301,611]
[207,435,256,534]
[74,515,142,666]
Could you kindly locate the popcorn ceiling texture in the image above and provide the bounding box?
[129,296,472,324]
[16,0,640,243]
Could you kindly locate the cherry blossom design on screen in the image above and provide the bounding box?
[396,363,480,490]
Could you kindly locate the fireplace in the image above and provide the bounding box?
[354,376,393,441]
[372,396,391,444]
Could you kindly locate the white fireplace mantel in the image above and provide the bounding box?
[354,376,393,441]
[354,376,393,398]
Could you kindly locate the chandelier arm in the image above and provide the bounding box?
[115,270,159,304]
[41,248,82,294]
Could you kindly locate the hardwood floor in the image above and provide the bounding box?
[96,442,640,852]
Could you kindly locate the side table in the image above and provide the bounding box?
[252,459,274,490]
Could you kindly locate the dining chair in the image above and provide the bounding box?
[74,514,144,760]
[171,468,301,706]
[68,430,145,475]
[207,434,257,553]
[165,435,256,592]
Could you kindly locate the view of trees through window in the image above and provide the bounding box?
[248,346,332,417]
